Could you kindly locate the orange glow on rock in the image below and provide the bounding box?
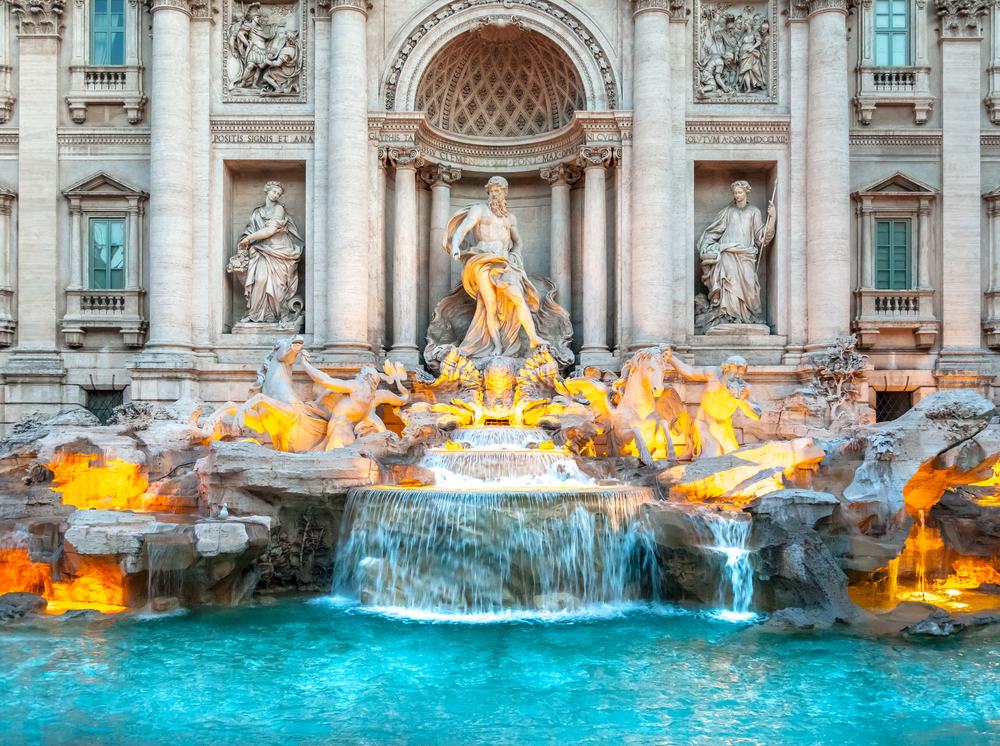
[0,549,127,614]
[48,453,149,511]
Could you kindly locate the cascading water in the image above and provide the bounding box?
[333,427,659,615]
[145,535,191,607]
[697,510,754,620]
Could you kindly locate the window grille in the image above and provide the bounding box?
[86,389,124,425]
[875,390,912,423]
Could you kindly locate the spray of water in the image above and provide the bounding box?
[697,511,754,621]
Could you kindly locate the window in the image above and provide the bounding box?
[875,390,912,422]
[90,218,125,290]
[875,219,910,290]
[91,0,125,66]
[874,0,908,67]
[86,389,124,425]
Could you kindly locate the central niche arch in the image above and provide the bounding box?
[415,26,586,139]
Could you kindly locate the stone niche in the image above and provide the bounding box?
[223,161,306,333]
[693,161,777,336]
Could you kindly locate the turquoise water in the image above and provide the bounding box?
[2,599,999,746]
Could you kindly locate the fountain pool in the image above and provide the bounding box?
[1,599,999,745]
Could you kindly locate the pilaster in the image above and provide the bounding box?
[6,0,65,414]
[936,0,990,385]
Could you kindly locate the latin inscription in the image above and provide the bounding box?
[685,134,787,144]
[212,133,314,144]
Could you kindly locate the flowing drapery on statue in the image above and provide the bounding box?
[228,181,304,325]
[440,176,553,361]
[697,179,775,329]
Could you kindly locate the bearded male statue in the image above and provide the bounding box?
[443,176,548,359]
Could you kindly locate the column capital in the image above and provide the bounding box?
[10,0,65,35]
[576,146,614,170]
[319,0,368,18]
[143,0,193,14]
[936,0,988,38]
[388,147,424,170]
[802,0,856,18]
[632,0,686,18]
[420,163,462,188]
[0,188,16,217]
[540,162,581,187]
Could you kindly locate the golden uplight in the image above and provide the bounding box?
[48,452,148,511]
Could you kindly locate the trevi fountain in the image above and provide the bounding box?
[1,175,999,744]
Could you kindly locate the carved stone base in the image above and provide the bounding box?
[705,323,770,337]
[231,319,304,336]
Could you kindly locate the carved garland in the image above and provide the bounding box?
[385,0,618,111]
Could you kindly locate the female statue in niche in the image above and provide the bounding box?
[228,180,304,325]
[697,179,775,328]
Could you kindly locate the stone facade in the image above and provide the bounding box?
[0,0,998,429]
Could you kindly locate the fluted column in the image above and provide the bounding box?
[423,164,461,321]
[144,0,193,356]
[578,148,613,366]
[540,162,579,317]
[389,148,423,368]
[937,0,988,365]
[325,0,372,362]
[630,0,673,348]
[805,0,852,347]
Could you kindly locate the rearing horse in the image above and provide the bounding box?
[236,336,329,453]
[565,346,683,464]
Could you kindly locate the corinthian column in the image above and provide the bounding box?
[143,0,194,358]
[540,162,579,317]
[630,0,673,348]
[423,164,462,320]
[326,0,372,362]
[578,148,613,366]
[936,0,989,379]
[805,0,852,348]
[389,148,423,368]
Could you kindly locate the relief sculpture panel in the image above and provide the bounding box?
[224,0,306,102]
[694,0,776,104]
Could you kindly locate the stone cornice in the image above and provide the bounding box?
[849,128,942,146]
[10,0,65,35]
[370,109,629,174]
[936,0,988,38]
[210,118,314,134]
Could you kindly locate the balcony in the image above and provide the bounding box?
[66,65,146,125]
[61,289,146,348]
[853,289,938,349]
[853,66,933,125]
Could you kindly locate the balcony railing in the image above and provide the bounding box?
[872,70,916,92]
[83,69,128,91]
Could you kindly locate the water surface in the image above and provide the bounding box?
[2,599,998,745]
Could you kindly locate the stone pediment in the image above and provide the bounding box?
[62,172,147,199]
[853,171,938,198]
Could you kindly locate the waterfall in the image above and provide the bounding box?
[698,511,754,619]
[145,536,190,607]
[333,486,658,614]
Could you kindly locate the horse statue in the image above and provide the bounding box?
[565,346,689,464]
[236,336,409,452]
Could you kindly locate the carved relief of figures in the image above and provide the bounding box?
[227,181,304,327]
[695,1,774,102]
[224,0,305,101]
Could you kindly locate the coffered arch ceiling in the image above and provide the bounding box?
[415,26,587,139]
